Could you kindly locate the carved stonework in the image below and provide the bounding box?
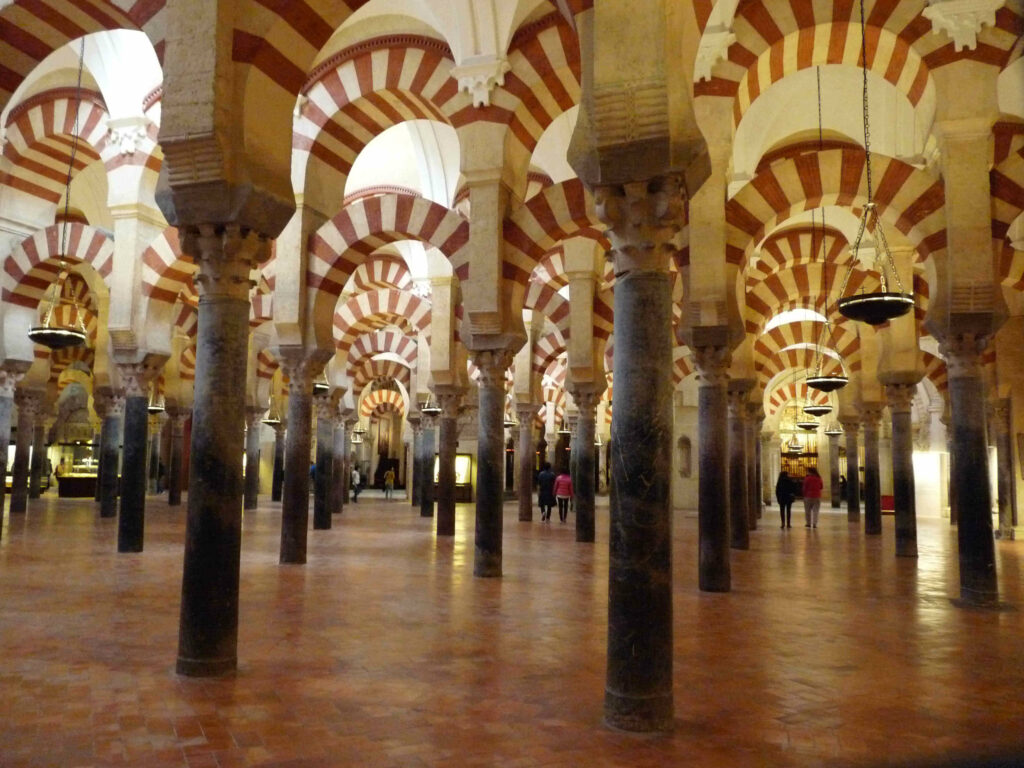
[246,406,267,430]
[692,345,731,388]
[0,367,28,399]
[182,225,265,302]
[569,390,601,419]
[694,26,736,82]
[726,388,748,420]
[922,0,1002,51]
[14,388,42,417]
[940,333,988,379]
[472,349,513,388]
[839,419,861,435]
[885,384,917,414]
[105,116,155,157]
[117,362,160,399]
[437,391,465,420]
[860,403,885,427]
[592,78,668,147]
[595,175,686,274]
[450,55,510,107]
[987,399,1010,437]
[93,390,125,419]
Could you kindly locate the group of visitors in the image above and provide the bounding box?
[536,462,573,522]
[775,468,823,529]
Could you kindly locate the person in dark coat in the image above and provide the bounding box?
[776,470,795,529]
[537,462,556,522]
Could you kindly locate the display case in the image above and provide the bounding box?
[433,453,473,502]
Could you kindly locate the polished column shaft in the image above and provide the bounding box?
[28,423,45,499]
[167,410,185,507]
[516,408,535,522]
[243,410,262,511]
[843,423,861,523]
[886,385,918,557]
[419,419,436,518]
[409,422,422,507]
[0,392,14,520]
[331,419,345,515]
[573,393,598,543]
[10,390,39,514]
[313,398,333,529]
[118,382,150,552]
[727,387,749,550]
[98,398,123,518]
[828,433,842,508]
[472,349,512,577]
[861,406,882,537]
[271,425,285,502]
[436,394,462,536]
[990,399,1014,539]
[280,378,313,563]
[696,346,731,591]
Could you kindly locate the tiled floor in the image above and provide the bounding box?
[0,493,1021,768]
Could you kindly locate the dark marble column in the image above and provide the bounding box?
[409,419,422,507]
[271,424,285,502]
[436,391,463,536]
[166,408,186,507]
[343,418,356,505]
[243,407,263,511]
[694,345,731,592]
[746,406,762,529]
[176,225,262,676]
[10,389,40,514]
[567,412,579,498]
[861,404,883,536]
[727,384,750,550]
[571,390,599,544]
[841,420,861,523]
[0,377,17,523]
[886,384,918,557]
[604,221,676,732]
[280,367,315,564]
[117,366,156,552]
[419,415,437,518]
[331,418,346,515]
[990,398,1014,540]
[828,432,842,508]
[28,421,45,499]
[96,393,124,518]
[471,349,513,577]
[516,405,535,521]
[943,413,958,525]
[943,335,998,604]
[313,396,334,529]
[148,421,161,494]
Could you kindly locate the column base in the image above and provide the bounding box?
[896,541,918,557]
[950,594,1010,611]
[698,574,730,593]
[176,656,237,677]
[576,530,595,543]
[117,542,143,554]
[604,690,673,732]
[473,550,501,577]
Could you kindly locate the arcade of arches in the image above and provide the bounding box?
[1,0,1023,762]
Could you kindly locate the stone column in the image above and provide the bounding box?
[10,389,40,514]
[828,431,842,508]
[271,423,285,502]
[117,365,156,552]
[727,384,750,550]
[166,407,186,507]
[176,225,262,676]
[280,364,316,563]
[943,335,997,604]
[331,417,346,515]
[597,177,680,731]
[0,371,21,521]
[516,405,536,521]
[886,384,918,557]
[95,392,124,518]
[148,419,161,494]
[567,411,579,496]
[942,409,958,525]
[746,406,762,529]
[344,417,357,504]
[471,349,513,576]
[28,421,46,499]
[419,414,437,518]
[436,391,463,536]
[990,398,1014,540]
[861,404,883,536]
[313,396,334,529]
[571,390,599,544]
[694,345,731,590]
[841,420,861,523]
[243,407,263,510]
[409,417,422,507]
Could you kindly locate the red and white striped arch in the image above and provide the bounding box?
[992,129,1024,287]
[350,253,413,293]
[334,288,431,353]
[2,89,109,203]
[351,357,411,394]
[255,347,279,381]
[359,388,406,418]
[744,264,877,333]
[921,352,948,395]
[140,227,192,303]
[532,330,566,376]
[532,248,569,291]
[46,343,95,381]
[523,281,570,333]
[765,379,833,417]
[308,193,468,296]
[2,222,113,306]
[503,179,606,286]
[726,149,946,267]
[172,299,197,338]
[748,224,850,279]
[347,329,418,371]
[177,342,196,382]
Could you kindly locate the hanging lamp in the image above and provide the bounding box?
[835,0,914,326]
[420,398,442,417]
[262,399,282,426]
[824,423,844,436]
[29,37,89,351]
[312,373,329,396]
[803,402,832,417]
[146,382,165,414]
[796,418,819,432]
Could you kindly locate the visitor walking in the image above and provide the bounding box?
[351,466,361,503]
[383,467,395,499]
[803,467,823,528]
[554,470,573,523]
[537,462,556,521]
[775,470,795,529]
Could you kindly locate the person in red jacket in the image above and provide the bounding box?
[802,467,824,528]
[554,471,573,523]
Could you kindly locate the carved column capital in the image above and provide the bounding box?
[726,388,748,419]
[436,390,464,420]
[860,402,885,427]
[569,389,601,419]
[839,418,861,435]
[471,349,513,388]
[181,224,265,302]
[116,362,161,399]
[885,383,917,414]
[987,398,1010,436]
[744,402,764,427]
[693,345,731,388]
[515,403,539,425]
[314,394,337,421]
[940,333,988,379]
[0,365,28,398]
[165,406,190,431]
[595,174,685,274]
[246,406,267,430]
[14,388,42,416]
[93,389,125,419]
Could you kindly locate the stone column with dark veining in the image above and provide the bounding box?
[746,406,762,529]
[28,421,45,499]
[516,405,536,521]
[331,418,346,515]
[886,384,918,556]
[436,391,463,536]
[471,349,513,577]
[727,384,750,550]
[280,364,316,564]
[597,177,679,732]
[828,432,842,508]
[118,366,155,552]
[409,417,422,507]
[271,423,285,502]
[694,345,731,591]
[313,396,334,529]
[10,392,37,513]
[148,420,161,494]
[990,398,1014,540]
[860,404,883,536]
[943,335,998,604]
[166,407,186,507]
[243,407,263,511]
[176,225,263,676]
[10,389,40,513]
[841,420,861,523]
[0,372,19,521]
[419,415,437,518]
[571,390,599,543]
[95,392,124,518]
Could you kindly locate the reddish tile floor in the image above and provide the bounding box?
[0,493,1021,767]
